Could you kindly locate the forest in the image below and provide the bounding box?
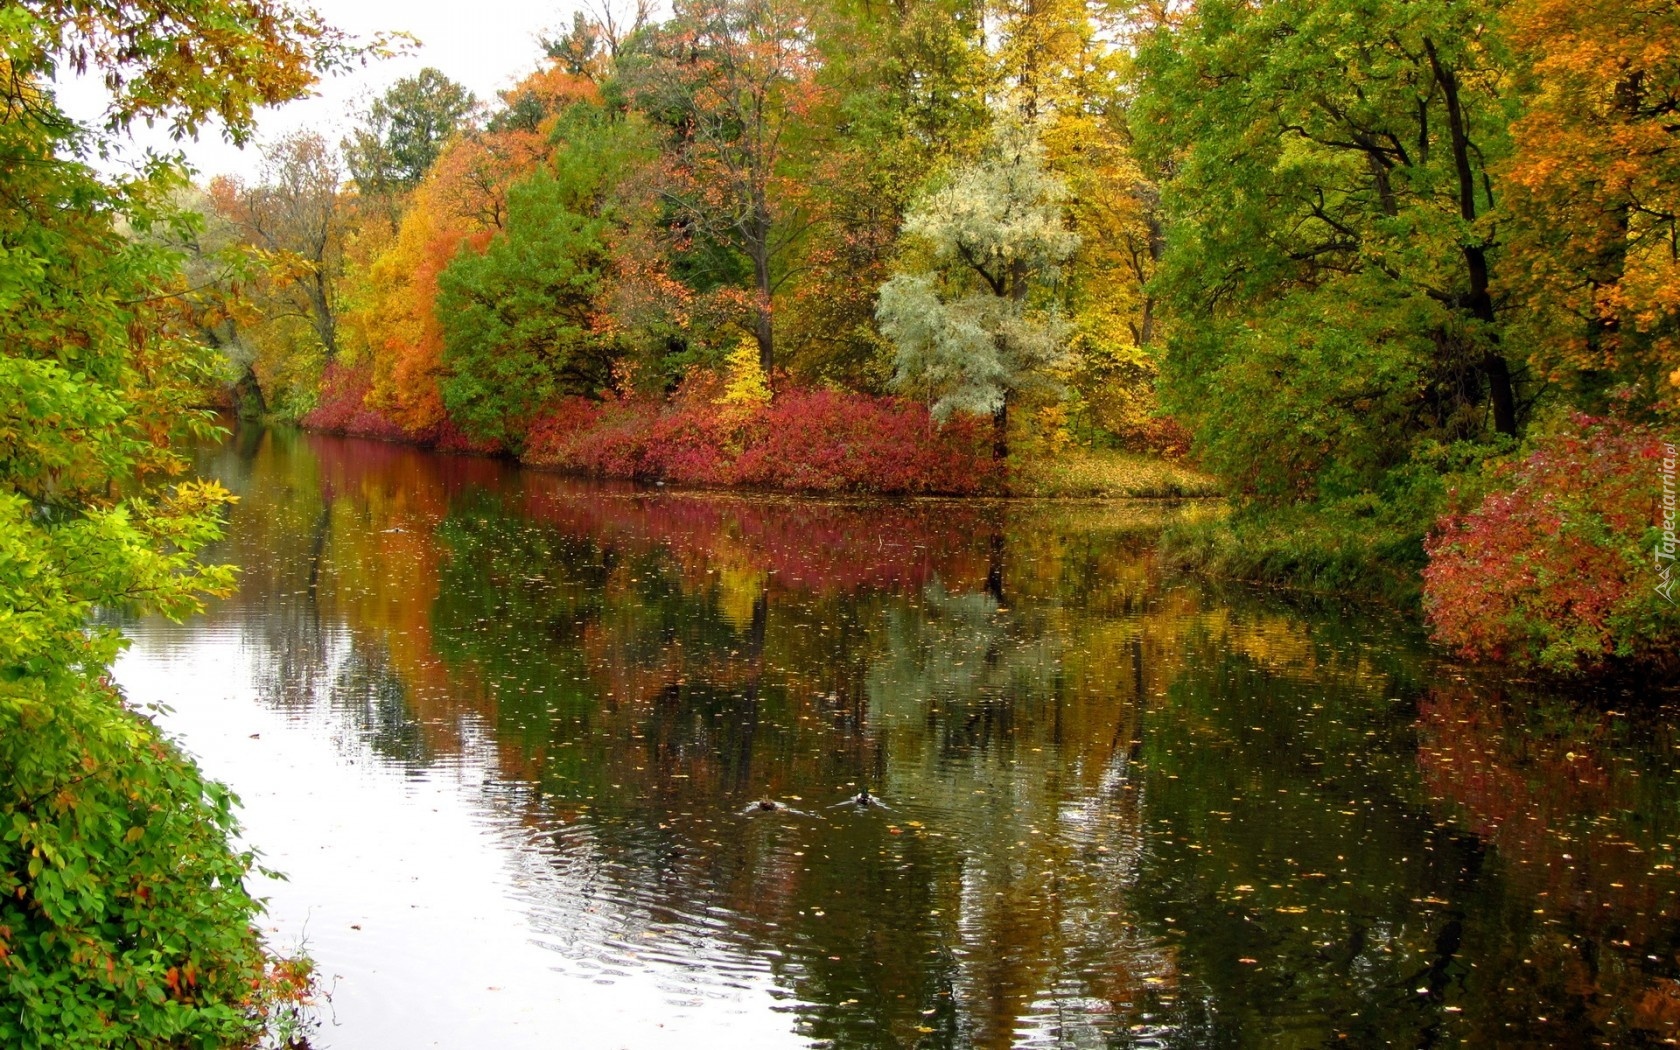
[183,0,1680,675]
[0,0,1677,1045]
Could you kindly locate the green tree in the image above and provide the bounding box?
[877,116,1077,459]
[1133,0,1523,502]
[625,0,825,375]
[774,0,992,387]
[437,105,653,446]
[344,66,476,205]
[0,1,370,1044]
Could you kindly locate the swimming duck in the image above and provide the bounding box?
[833,788,889,810]
[741,798,807,816]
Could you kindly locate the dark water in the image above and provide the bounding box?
[112,426,1680,1049]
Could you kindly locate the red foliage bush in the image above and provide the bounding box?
[1422,415,1678,673]
[732,388,996,494]
[305,363,504,455]
[303,363,408,441]
[428,416,505,456]
[1118,415,1194,458]
[522,385,998,495]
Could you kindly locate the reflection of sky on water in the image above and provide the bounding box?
[116,625,801,1050]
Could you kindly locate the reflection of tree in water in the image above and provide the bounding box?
[157,426,1680,1049]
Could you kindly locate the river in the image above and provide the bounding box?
[111,425,1680,1049]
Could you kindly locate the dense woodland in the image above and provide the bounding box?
[0,0,1678,1044]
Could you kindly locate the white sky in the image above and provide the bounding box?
[54,0,583,181]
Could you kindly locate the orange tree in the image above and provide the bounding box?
[1502,0,1680,413]
[0,2,375,1045]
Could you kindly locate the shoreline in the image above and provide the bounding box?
[282,416,1223,503]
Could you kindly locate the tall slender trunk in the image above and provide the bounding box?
[1425,37,1516,437]
[749,198,774,377]
[308,271,337,359]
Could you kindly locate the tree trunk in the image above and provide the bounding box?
[992,396,1009,461]
[308,273,337,359]
[232,364,267,420]
[1425,37,1517,437]
[749,200,775,377]
[754,302,773,377]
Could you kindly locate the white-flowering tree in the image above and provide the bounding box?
[877,118,1078,459]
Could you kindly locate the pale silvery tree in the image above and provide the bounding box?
[877,115,1078,459]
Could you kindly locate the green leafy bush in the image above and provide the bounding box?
[0,1,348,1042]
[0,676,311,1049]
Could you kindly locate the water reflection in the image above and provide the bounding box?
[112,425,1680,1049]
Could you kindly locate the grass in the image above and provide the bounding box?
[1011,447,1221,499]
[1158,501,1428,608]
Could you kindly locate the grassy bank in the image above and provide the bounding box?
[1010,448,1220,499]
[1159,502,1427,608]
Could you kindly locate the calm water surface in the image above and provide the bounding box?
[112,426,1680,1049]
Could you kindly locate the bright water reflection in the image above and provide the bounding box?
[113,426,1680,1049]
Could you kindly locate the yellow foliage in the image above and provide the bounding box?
[718,336,772,409]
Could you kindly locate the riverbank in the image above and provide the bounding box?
[300,366,1216,500]
[1159,503,1427,610]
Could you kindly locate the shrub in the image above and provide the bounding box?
[0,679,314,1049]
[301,362,408,442]
[304,363,505,455]
[523,385,999,495]
[1423,415,1680,673]
[731,387,997,494]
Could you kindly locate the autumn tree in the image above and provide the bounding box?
[148,184,278,416]
[626,0,824,375]
[337,65,598,432]
[343,66,476,220]
[212,130,347,358]
[438,104,656,446]
[772,0,991,387]
[1501,0,1680,414]
[877,116,1078,459]
[544,0,654,79]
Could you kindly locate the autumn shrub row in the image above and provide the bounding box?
[306,364,998,494]
[524,385,1001,495]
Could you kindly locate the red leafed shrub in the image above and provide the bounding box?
[529,399,660,478]
[1120,415,1194,458]
[522,386,998,495]
[305,363,505,454]
[731,388,997,494]
[303,362,408,441]
[429,416,505,456]
[1422,415,1679,673]
[642,402,743,486]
